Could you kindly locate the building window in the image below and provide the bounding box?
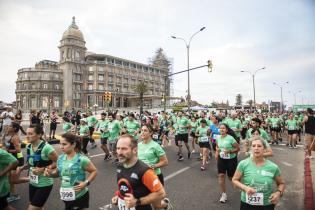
[98,75,104,81]
[89,66,93,72]
[88,84,93,90]
[55,84,59,90]
[31,83,36,89]
[42,96,48,108]
[31,96,36,108]
[43,84,48,89]
[108,76,113,82]
[24,73,28,79]
[54,97,60,108]
[98,84,104,90]
[108,84,113,91]
[88,75,93,80]
[99,66,104,72]
[55,74,59,79]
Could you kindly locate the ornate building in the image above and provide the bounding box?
[16,17,172,112]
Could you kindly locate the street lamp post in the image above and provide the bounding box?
[241,67,266,109]
[171,26,206,112]
[289,90,302,105]
[273,81,289,113]
[93,104,98,115]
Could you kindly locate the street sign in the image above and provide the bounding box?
[293,104,315,112]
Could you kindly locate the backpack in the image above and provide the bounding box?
[27,141,53,167]
[57,153,85,185]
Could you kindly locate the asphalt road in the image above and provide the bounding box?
[11,133,305,210]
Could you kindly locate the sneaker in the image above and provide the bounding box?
[188,152,191,159]
[104,154,109,160]
[91,143,97,149]
[200,165,205,171]
[191,149,196,154]
[293,145,298,149]
[289,145,293,148]
[275,141,279,145]
[7,194,20,203]
[307,156,314,159]
[163,198,173,210]
[219,192,227,203]
[177,156,184,161]
[106,154,112,160]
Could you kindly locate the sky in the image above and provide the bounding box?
[1,0,315,107]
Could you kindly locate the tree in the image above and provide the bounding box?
[134,81,148,115]
[246,99,254,110]
[235,94,243,106]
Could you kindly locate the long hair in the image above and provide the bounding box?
[61,133,82,152]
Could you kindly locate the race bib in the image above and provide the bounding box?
[118,198,136,210]
[60,187,75,201]
[219,151,231,159]
[29,171,39,184]
[213,134,221,139]
[200,136,208,142]
[246,193,264,206]
[152,134,159,139]
[288,126,295,130]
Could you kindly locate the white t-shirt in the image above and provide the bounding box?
[1,111,14,126]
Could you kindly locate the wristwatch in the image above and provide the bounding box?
[136,198,141,206]
[276,189,283,197]
[85,180,90,186]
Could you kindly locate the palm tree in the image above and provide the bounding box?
[134,81,148,114]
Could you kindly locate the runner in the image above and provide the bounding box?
[215,123,240,203]
[111,134,172,210]
[78,119,90,156]
[176,111,191,161]
[0,148,18,210]
[302,108,315,159]
[268,113,281,145]
[49,110,58,140]
[189,116,198,154]
[108,113,121,164]
[285,113,299,148]
[160,112,171,147]
[97,113,111,160]
[14,109,27,135]
[123,113,141,140]
[151,116,162,146]
[86,111,97,149]
[209,115,221,158]
[44,133,97,210]
[62,117,74,133]
[227,112,242,143]
[232,137,285,210]
[138,124,168,185]
[0,107,14,144]
[5,123,25,202]
[195,119,210,170]
[26,124,58,210]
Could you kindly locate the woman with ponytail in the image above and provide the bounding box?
[44,133,97,210]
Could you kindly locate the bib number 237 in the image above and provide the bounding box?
[246,193,264,205]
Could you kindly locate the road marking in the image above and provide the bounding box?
[165,162,199,181]
[90,153,105,158]
[282,161,293,167]
[273,147,285,151]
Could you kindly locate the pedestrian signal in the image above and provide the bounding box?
[207,60,213,72]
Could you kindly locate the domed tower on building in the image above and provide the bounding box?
[58,17,87,109]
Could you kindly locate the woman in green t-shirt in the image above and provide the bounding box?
[195,119,210,171]
[232,137,285,210]
[285,113,299,148]
[44,133,97,210]
[62,117,74,134]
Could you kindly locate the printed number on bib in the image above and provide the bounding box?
[200,136,208,142]
[246,193,264,206]
[118,198,136,210]
[288,126,295,130]
[152,134,159,139]
[60,188,75,201]
[219,151,230,159]
[29,171,39,184]
[213,134,221,139]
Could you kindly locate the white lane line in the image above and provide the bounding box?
[273,147,285,151]
[89,153,105,158]
[165,162,199,181]
[282,161,293,167]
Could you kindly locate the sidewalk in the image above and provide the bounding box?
[304,152,315,210]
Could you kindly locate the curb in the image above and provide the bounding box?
[304,152,314,210]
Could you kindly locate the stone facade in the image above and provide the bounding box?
[15,17,171,112]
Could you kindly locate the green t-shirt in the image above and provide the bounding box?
[108,120,121,141]
[28,141,55,187]
[98,120,109,138]
[63,122,72,133]
[246,128,270,142]
[177,117,190,134]
[227,118,242,137]
[237,158,281,206]
[58,153,90,199]
[286,119,298,130]
[0,149,17,197]
[190,121,198,133]
[269,118,280,128]
[217,134,237,159]
[79,125,89,136]
[87,116,97,127]
[138,140,165,175]
[196,126,209,142]
[197,118,211,127]
[124,120,141,138]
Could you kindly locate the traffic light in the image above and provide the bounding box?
[103,92,112,102]
[207,60,213,72]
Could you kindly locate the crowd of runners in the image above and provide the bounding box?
[0,106,315,210]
